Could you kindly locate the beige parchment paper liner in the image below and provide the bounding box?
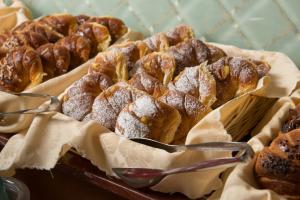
[0,0,31,32]
[0,29,142,133]
[0,44,299,199]
[219,89,300,200]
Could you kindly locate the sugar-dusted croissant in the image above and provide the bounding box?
[132,52,176,85]
[56,34,92,68]
[159,89,211,142]
[89,41,150,81]
[249,59,271,79]
[83,82,146,130]
[62,72,114,121]
[87,16,128,42]
[165,24,195,46]
[115,95,181,144]
[207,57,259,107]
[206,44,227,63]
[39,13,78,36]
[167,38,211,75]
[76,22,111,54]
[0,46,43,92]
[36,43,70,80]
[143,33,169,52]
[255,129,300,198]
[281,106,300,133]
[172,63,217,107]
[128,72,167,98]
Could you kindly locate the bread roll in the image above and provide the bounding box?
[83,82,146,130]
[115,95,181,144]
[62,72,113,121]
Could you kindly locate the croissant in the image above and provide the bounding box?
[165,24,195,46]
[281,106,300,133]
[249,59,271,79]
[206,44,227,63]
[87,16,128,42]
[76,15,90,25]
[132,52,176,85]
[207,57,260,107]
[128,72,167,98]
[89,41,150,81]
[0,31,49,56]
[172,63,217,107]
[56,34,92,68]
[255,129,300,198]
[39,13,78,36]
[13,22,64,43]
[83,82,146,130]
[36,43,70,80]
[167,38,211,75]
[0,46,43,92]
[62,72,114,121]
[159,89,211,142]
[143,33,169,52]
[115,95,181,144]
[76,22,111,54]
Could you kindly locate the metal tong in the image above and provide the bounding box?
[112,138,254,188]
[0,92,60,123]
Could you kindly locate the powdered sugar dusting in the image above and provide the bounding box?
[132,96,158,118]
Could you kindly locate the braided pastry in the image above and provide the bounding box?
[62,72,113,121]
[0,46,43,92]
[115,95,181,144]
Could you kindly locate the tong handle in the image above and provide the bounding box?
[177,142,249,152]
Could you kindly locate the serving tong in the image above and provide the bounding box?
[112,138,254,188]
[0,92,60,123]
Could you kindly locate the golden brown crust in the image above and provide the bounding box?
[281,106,300,133]
[56,34,91,68]
[143,32,169,52]
[0,46,43,92]
[132,52,176,85]
[62,72,113,121]
[128,72,167,98]
[165,24,195,46]
[115,95,181,144]
[76,22,111,54]
[249,59,271,79]
[36,43,70,80]
[87,17,128,42]
[206,44,227,63]
[255,129,300,197]
[172,63,217,107]
[39,14,78,36]
[207,57,259,107]
[159,89,211,142]
[83,83,146,130]
[167,39,211,75]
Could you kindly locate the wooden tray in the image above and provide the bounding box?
[0,133,192,200]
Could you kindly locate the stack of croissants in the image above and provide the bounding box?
[0,13,128,92]
[61,24,271,144]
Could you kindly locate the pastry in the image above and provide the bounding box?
[39,13,78,36]
[0,46,43,92]
[115,95,181,144]
[89,41,150,82]
[132,52,176,85]
[167,38,211,75]
[128,72,167,98]
[206,44,227,63]
[172,63,217,107]
[55,34,92,68]
[83,82,146,130]
[143,33,169,52]
[165,24,195,46]
[207,57,260,107]
[159,89,211,142]
[62,72,113,121]
[255,129,300,198]
[281,106,300,133]
[36,43,70,79]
